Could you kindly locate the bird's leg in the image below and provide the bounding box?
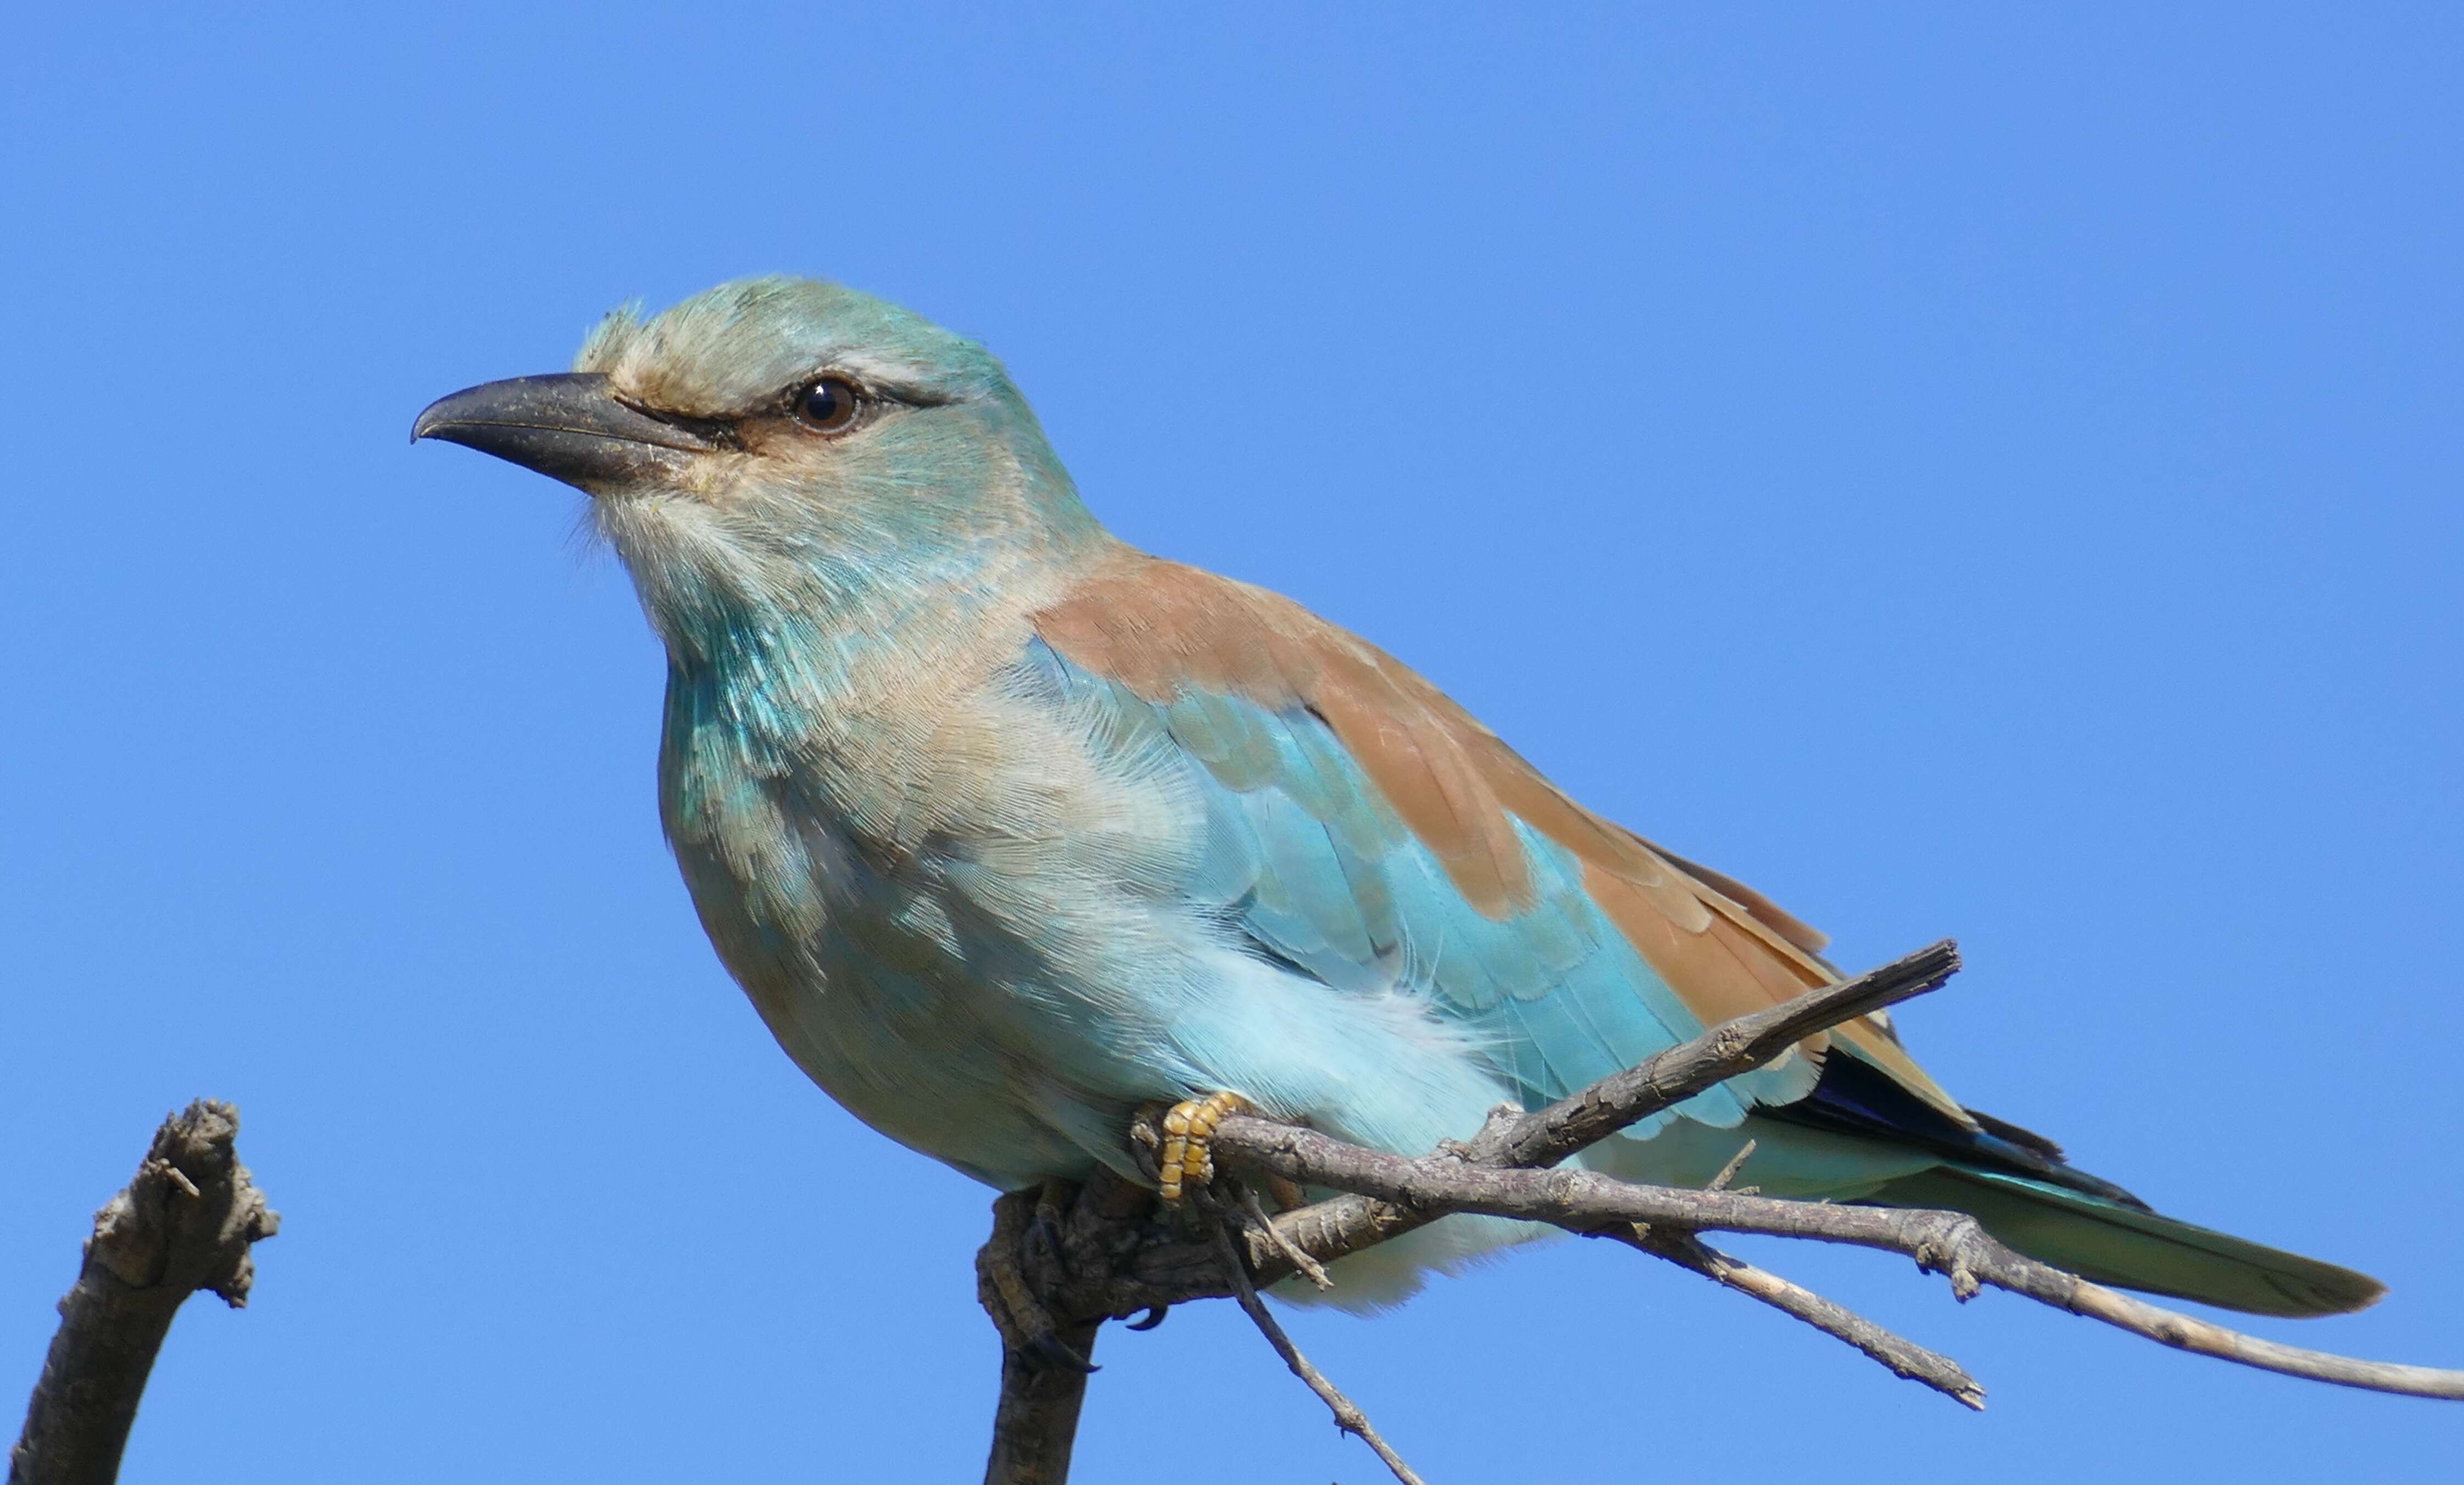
[1152,1091,1257,1204]
[976,1189,1096,1374]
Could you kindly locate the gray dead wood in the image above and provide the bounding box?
[980,944,1970,1479]
[1209,1219,1427,1485]
[1265,939,1963,1272]
[982,1314,1101,1485]
[9,1101,280,1485]
[1611,1225,1986,1408]
[1209,1120,2464,1402]
[974,936,2462,1480]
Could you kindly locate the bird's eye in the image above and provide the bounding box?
[794,376,865,434]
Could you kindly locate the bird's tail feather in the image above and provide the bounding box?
[1862,1164,2385,1319]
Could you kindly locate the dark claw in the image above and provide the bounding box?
[1023,1206,1067,1282]
[1124,1304,1170,1332]
[1023,1330,1099,1374]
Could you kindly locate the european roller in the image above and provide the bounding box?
[415,276,2378,1318]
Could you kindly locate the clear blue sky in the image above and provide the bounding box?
[6,6,2459,1480]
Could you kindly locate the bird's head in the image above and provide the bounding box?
[415,276,1102,658]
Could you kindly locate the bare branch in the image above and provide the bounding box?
[1970,1245,2464,1400]
[1704,1138,1758,1194]
[1607,1226,1985,1409]
[1212,1119,2464,1403]
[10,1101,279,1485]
[974,938,2457,1478]
[1208,1225,1425,1485]
[982,1316,1102,1485]
[1252,941,1964,1275]
[1477,938,1963,1169]
[1240,1190,1331,1292]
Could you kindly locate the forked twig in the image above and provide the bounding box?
[981,937,2462,1483]
[1209,1221,1425,1485]
[1212,1121,2464,1402]
[1261,941,1964,1273]
[1608,1225,1984,1408]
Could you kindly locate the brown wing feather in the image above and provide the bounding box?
[1641,840,1833,956]
[1035,550,1969,1124]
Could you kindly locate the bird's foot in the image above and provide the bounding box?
[977,1187,1096,1374]
[1153,1090,1255,1204]
[1022,1176,1074,1292]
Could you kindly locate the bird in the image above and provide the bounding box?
[414,275,2380,1318]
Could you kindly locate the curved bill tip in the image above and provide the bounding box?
[412,372,718,493]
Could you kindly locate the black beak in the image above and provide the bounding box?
[411,373,720,493]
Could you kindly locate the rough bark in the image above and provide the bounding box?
[982,1317,1101,1485]
[10,1101,278,1485]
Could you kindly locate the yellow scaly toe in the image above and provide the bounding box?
[1155,1091,1255,1204]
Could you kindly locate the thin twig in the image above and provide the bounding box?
[1990,1250,2464,1399]
[1241,1190,1332,1292]
[1212,1119,2464,1402]
[1256,941,1964,1275]
[1478,939,1964,1169]
[1608,1226,1985,1409]
[975,937,2459,1479]
[1208,1225,1426,1485]
[1704,1138,1758,1194]
[10,1101,279,1485]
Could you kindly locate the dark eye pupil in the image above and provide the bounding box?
[800,378,858,430]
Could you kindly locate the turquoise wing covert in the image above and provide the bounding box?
[1021,635,1809,1129]
[1025,553,1971,1139]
